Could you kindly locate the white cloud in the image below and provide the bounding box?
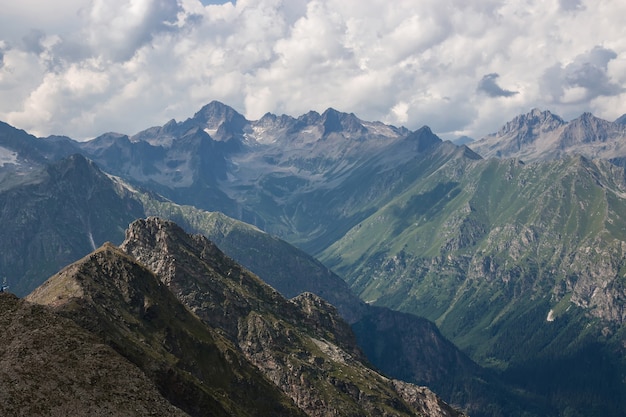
[0,0,625,140]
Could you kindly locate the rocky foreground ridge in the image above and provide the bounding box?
[18,217,464,417]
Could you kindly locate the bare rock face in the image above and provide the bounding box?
[470,109,626,162]
[392,380,466,417]
[120,217,465,417]
[120,216,302,340]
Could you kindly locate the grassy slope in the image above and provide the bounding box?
[320,155,626,415]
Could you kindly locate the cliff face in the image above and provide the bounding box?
[120,217,465,417]
[0,154,145,296]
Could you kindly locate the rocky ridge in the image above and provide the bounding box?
[161,204,540,416]
[119,217,465,417]
[26,242,305,417]
[470,108,626,162]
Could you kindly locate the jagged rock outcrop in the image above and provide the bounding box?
[470,109,626,162]
[119,217,465,417]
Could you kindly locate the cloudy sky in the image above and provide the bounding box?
[0,0,625,140]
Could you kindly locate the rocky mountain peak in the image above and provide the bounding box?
[123,216,225,262]
[119,217,465,417]
[189,101,248,138]
[496,108,565,137]
[121,217,297,339]
[49,152,98,175]
[45,153,120,196]
[256,111,296,129]
[130,119,180,145]
[162,118,178,131]
[405,126,442,152]
[570,111,604,126]
[27,239,307,417]
[469,108,626,161]
[559,111,616,146]
[297,110,322,125]
[27,242,158,312]
[0,120,61,168]
[87,132,130,146]
[320,108,367,136]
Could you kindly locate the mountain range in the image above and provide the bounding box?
[2,102,626,416]
[469,108,626,162]
[0,150,527,416]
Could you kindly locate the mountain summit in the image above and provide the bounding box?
[119,217,465,417]
[470,108,626,162]
[26,241,305,417]
[25,217,464,417]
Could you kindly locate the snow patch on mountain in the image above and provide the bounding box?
[250,125,278,144]
[203,128,218,137]
[0,146,18,167]
[106,173,140,194]
[361,121,405,138]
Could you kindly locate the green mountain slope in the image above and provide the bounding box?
[0,154,145,295]
[255,128,481,254]
[4,128,625,416]
[320,155,626,416]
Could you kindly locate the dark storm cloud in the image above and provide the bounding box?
[477,73,519,98]
[541,46,623,103]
